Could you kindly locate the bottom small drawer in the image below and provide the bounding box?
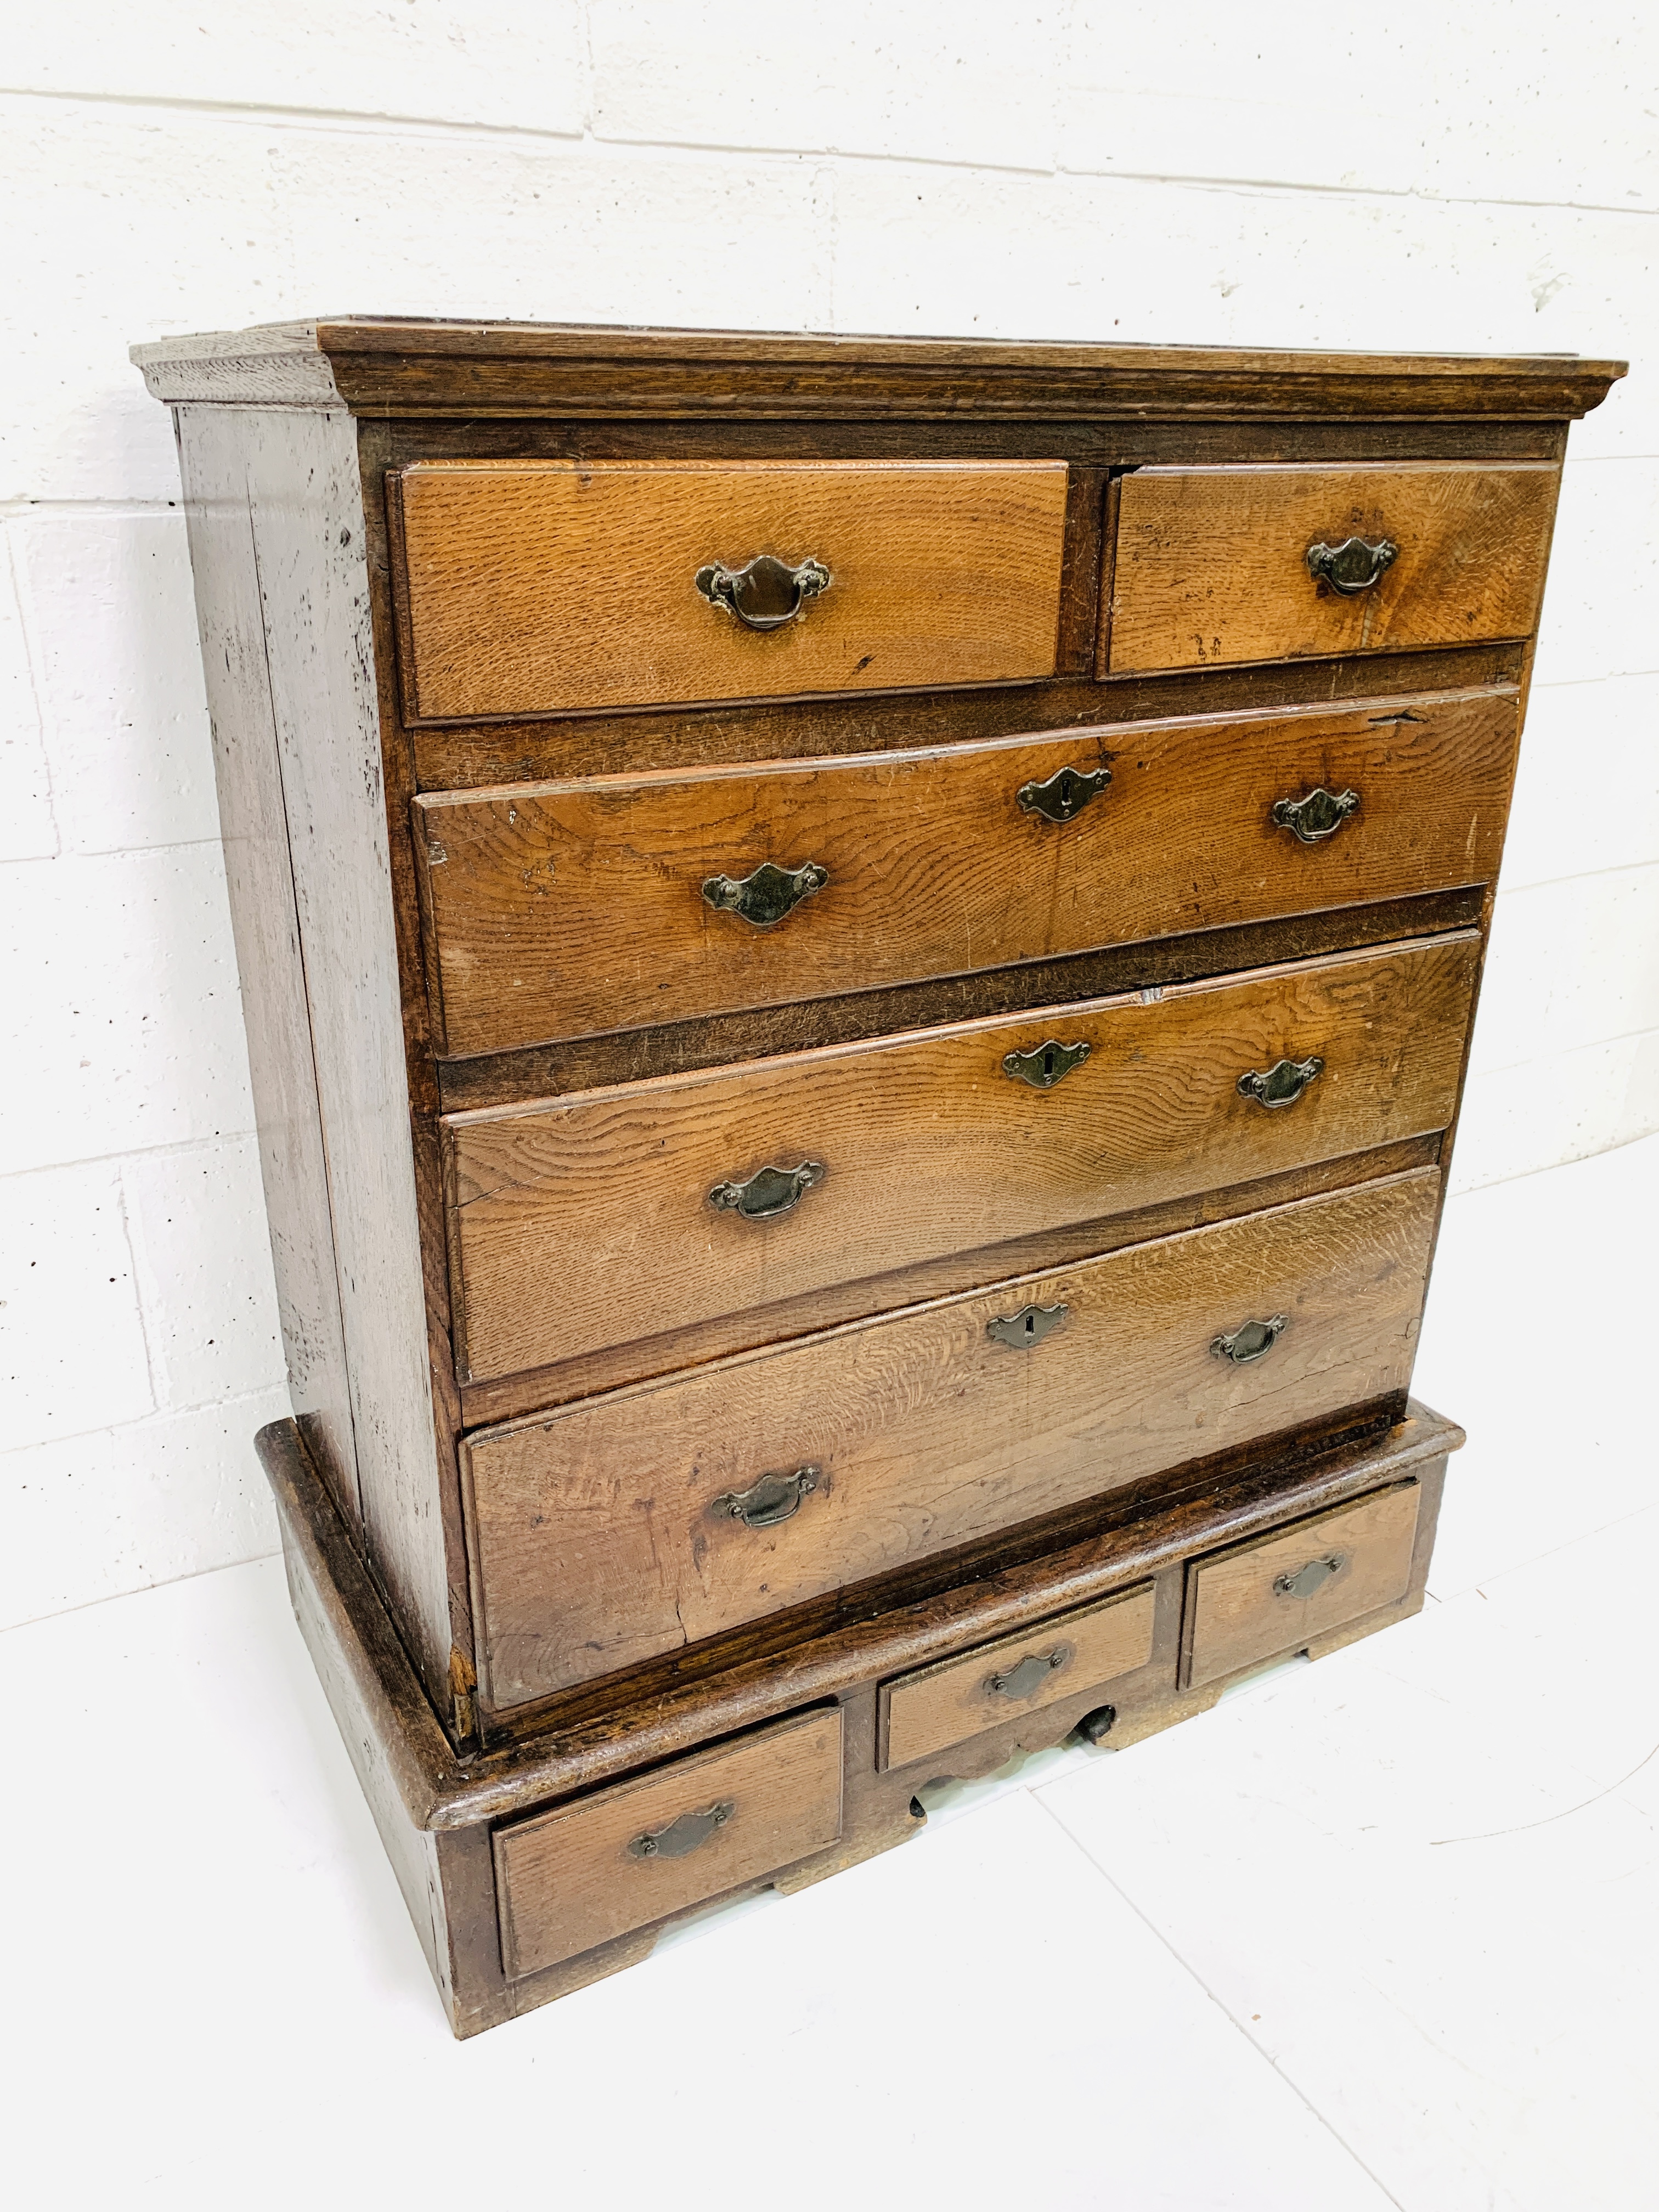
[493,1707,844,1979]
[1184,1482,1423,1690]
[879,1584,1158,1772]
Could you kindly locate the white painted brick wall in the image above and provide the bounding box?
[2,2,1654,1629]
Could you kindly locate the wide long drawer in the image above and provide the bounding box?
[443,933,1475,1384]
[392,458,1069,721]
[462,1167,1440,1708]
[413,686,1517,1056]
[1106,462,1557,675]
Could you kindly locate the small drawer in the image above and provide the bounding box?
[1106,462,1557,675]
[443,933,1475,1384]
[493,1707,843,1979]
[412,687,1516,1059]
[1183,1482,1423,1690]
[463,1167,1438,1708]
[879,1584,1157,1773]
[391,459,1068,719]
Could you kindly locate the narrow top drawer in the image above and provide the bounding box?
[1105,461,1558,674]
[391,459,1070,719]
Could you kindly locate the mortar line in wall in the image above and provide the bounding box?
[0,1129,263,1187]
[1496,856,1659,899]
[0,1381,290,1468]
[1463,1018,1659,1084]
[6,82,1657,223]
[0,1535,285,1641]
[111,1163,166,1422]
[0,520,64,860]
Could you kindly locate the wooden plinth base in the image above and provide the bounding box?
[261,1404,1460,2037]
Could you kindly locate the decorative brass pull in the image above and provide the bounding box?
[702,860,828,929]
[628,1801,735,1860]
[695,552,831,631]
[987,1302,1069,1351]
[1017,764,1111,823]
[713,1464,820,1530]
[1238,1055,1324,1110]
[985,1644,1074,1701]
[1002,1039,1092,1091]
[1274,1551,1347,1600]
[1211,1314,1289,1365]
[1272,787,1360,844]
[1306,536,1398,596]
[709,1160,825,1221]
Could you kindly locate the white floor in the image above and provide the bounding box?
[7,1136,1656,2212]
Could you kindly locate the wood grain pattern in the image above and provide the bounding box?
[1107,463,1559,674]
[408,642,1529,792]
[879,1582,1156,1772]
[493,1708,843,1977]
[174,410,360,1529]
[456,1137,1441,1430]
[415,686,1517,1058]
[436,890,1485,1118]
[462,1168,1440,1707]
[174,404,459,1717]
[444,935,1475,1384]
[132,319,1627,422]
[393,460,1068,720]
[1184,1482,1423,1688]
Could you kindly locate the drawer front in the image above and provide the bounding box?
[444,934,1474,1384]
[464,1168,1438,1707]
[393,459,1068,720]
[1184,1482,1423,1689]
[880,1584,1157,1773]
[493,1707,843,1978]
[414,686,1516,1057]
[1107,463,1557,674]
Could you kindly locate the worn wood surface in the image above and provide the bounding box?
[456,1136,1441,1427]
[1184,1480,1423,1688]
[879,1582,1156,1773]
[259,1401,1459,1825]
[1109,462,1558,673]
[132,319,1627,421]
[416,686,1514,1058]
[445,935,1475,1383]
[173,405,460,1716]
[462,1169,1440,1707]
[174,412,359,1528]
[437,890,1483,1115]
[393,459,1068,720]
[410,643,1527,789]
[493,1708,842,1978]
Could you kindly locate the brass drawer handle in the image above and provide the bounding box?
[703,859,828,929]
[986,1643,1074,1701]
[709,1160,825,1221]
[1238,1055,1324,1109]
[695,552,832,631]
[1307,535,1398,596]
[713,1464,820,1530]
[987,1302,1069,1350]
[1211,1314,1289,1365]
[1002,1039,1092,1090]
[1017,763,1110,822]
[628,1801,735,1860]
[1272,787,1360,844]
[1274,1551,1347,1600]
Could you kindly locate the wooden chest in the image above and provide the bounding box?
[132,320,1621,2035]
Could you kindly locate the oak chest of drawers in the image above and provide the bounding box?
[133,319,1622,2035]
